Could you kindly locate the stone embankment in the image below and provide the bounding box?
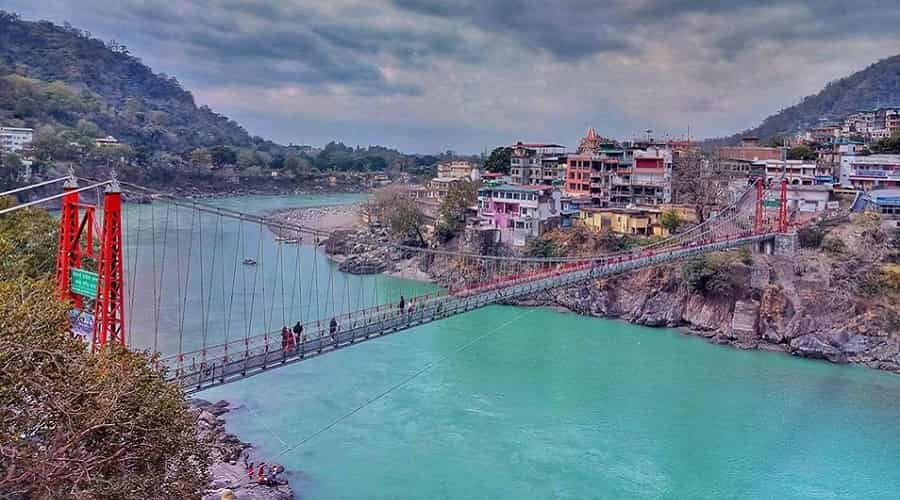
[521,219,900,374]
[191,399,294,500]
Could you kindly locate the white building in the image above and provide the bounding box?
[843,155,900,191]
[476,184,562,246]
[437,160,479,181]
[0,127,33,153]
[764,160,830,186]
[95,135,120,147]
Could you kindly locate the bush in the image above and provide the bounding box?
[434,222,456,243]
[737,247,753,265]
[0,280,208,498]
[797,225,825,249]
[682,255,737,296]
[821,236,847,255]
[525,237,559,258]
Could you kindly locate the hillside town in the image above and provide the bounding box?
[4,109,900,249]
[376,116,898,253]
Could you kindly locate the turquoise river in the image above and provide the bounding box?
[120,194,900,499]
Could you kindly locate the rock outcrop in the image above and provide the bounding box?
[192,399,295,500]
[528,249,900,374]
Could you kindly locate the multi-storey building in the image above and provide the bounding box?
[875,108,900,137]
[843,155,900,190]
[509,142,566,186]
[437,160,479,180]
[0,126,33,152]
[426,177,463,200]
[476,184,562,246]
[842,111,876,137]
[565,128,629,206]
[719,137,783,163]
[565,127,674,207]
[611,146,672,206]
[764,160,833,186]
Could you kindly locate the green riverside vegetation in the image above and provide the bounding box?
[0,196,208,499]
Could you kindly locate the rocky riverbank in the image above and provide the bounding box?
[191,399,295,500]
[270,204,900,374]
[515,216,900,373]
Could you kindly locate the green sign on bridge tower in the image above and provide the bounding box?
[70,268,98,299]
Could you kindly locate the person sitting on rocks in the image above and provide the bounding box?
[257,462,267,485]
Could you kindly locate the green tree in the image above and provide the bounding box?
[787,144,817,161]
[75,118,102,138]
[484,146,512,174]
[210,145,237,166]
[438,180,478,238]
[189,147,212,167]
[0,199,209,498]
[0,196,58,279]
[659,210,681,234]
[870,133,900,154]
[525,237,559,258]
[0,279,208,498]
[388,200,426,244]
[236,149,258,169]
[0,153,24,188]
[269,155,286,170]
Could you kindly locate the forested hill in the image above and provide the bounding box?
[714,54,900,144]
[0,10,269,158]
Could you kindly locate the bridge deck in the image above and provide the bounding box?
[168,233,774,393]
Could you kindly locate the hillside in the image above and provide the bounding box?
[0,10,268,159]
[0,11,448,187]
[715,54,900,143]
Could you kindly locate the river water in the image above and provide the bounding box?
[123,194,900,499]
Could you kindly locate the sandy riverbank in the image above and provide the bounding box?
[274,204,360,232]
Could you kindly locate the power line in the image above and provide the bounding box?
[272,308,536,459]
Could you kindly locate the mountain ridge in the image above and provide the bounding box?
[713,54,900,144]
[0,10,265,158]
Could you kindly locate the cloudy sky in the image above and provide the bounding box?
[6,1,900,153]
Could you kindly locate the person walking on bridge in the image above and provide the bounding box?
[329,317,339,341]
[281,326,293,354]
[398,295,405,314]
[292,321,303,349]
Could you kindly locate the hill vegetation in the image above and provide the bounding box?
[0,11,457,188]
[0,196,208,498]
[715,54,900,144]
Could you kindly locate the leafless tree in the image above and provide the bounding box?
[672,149,730,222]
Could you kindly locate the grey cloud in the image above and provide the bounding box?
[5,0,900,152]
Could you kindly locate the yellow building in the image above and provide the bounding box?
[579,207,660,236]
[579,204,698,237]
[655,204,699,225]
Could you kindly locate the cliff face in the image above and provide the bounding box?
[535,249,900,373]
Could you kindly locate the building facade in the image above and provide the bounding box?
[0,127,33,152]
[476,184,562,246]
[509,142,566,186]
[764,160,832,186]
[437,160,479,180]
[843,155,900,190]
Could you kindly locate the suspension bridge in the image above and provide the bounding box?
[0,174,793,393]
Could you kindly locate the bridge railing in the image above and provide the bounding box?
[167,230,777,390]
